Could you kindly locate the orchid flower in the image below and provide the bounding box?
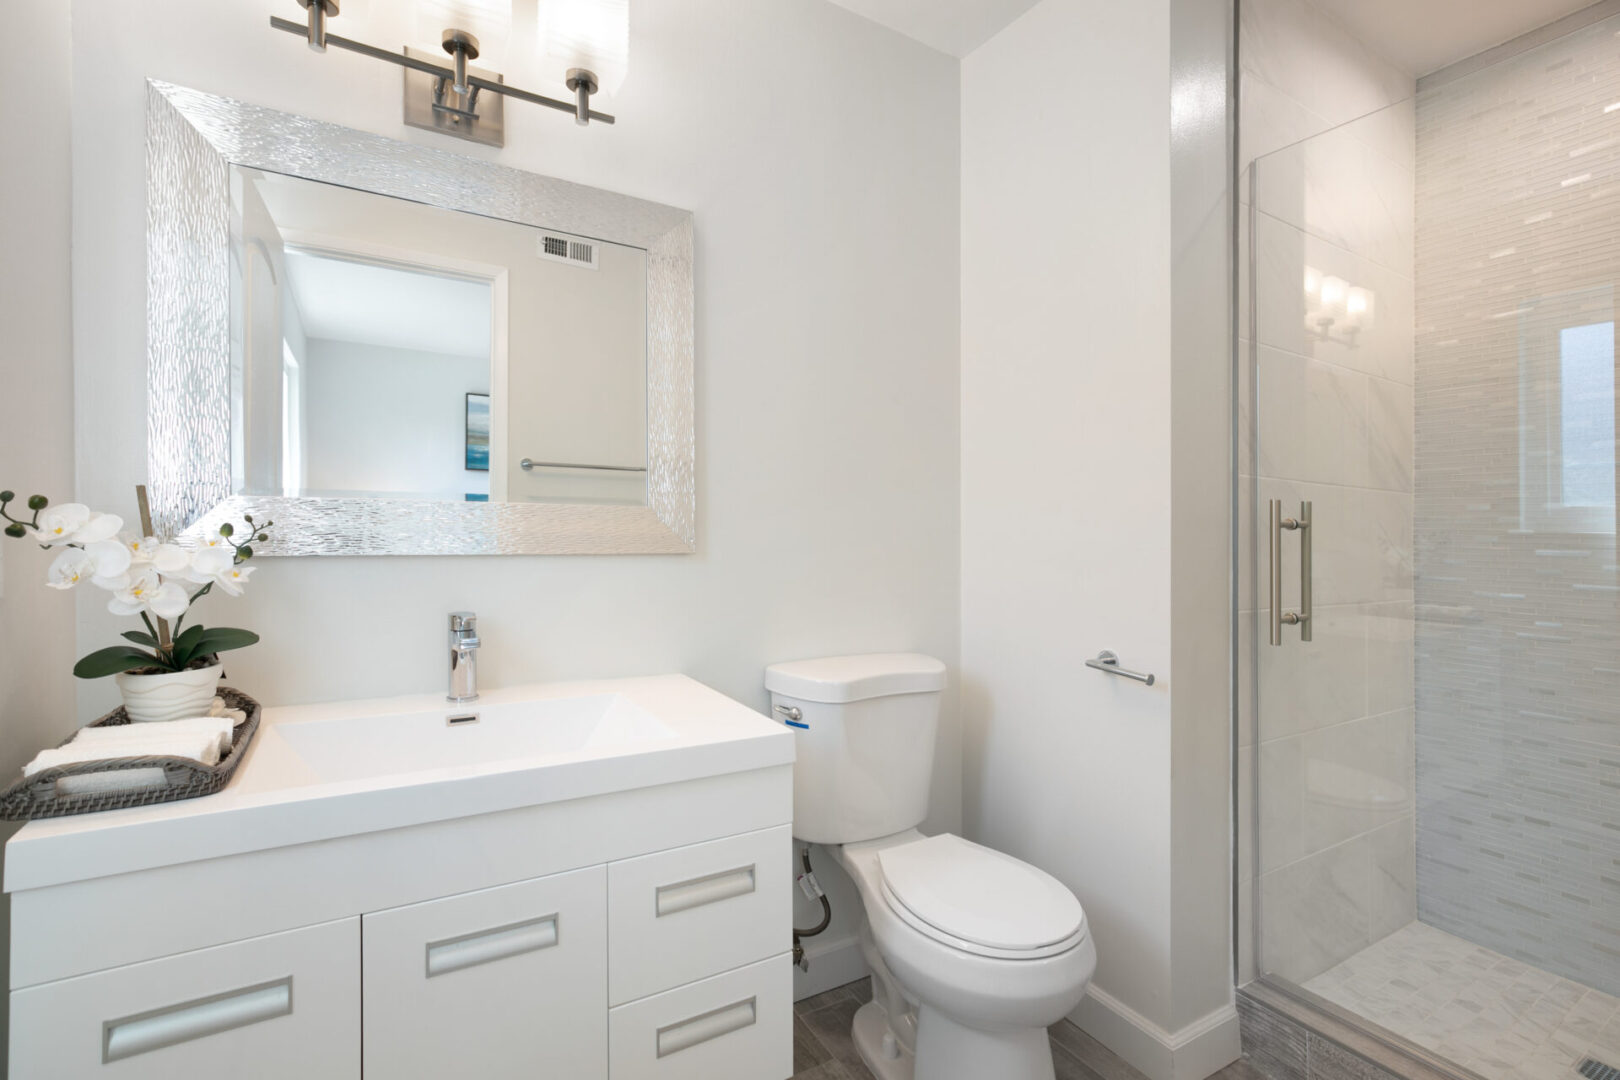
[2,490,274,679]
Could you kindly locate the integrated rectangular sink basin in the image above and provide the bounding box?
[273,693,677,785]
[5,674,793,893]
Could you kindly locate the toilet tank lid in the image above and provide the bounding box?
[765,653,946,703]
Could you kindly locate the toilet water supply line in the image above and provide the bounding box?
[792,846,832,970]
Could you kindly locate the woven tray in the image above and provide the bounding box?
[0,688,261,820]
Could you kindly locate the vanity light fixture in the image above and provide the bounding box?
[271,0,619,148]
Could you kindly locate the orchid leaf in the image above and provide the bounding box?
[172,627,259,668]
[121,630,159,647]
[73,646,161,679]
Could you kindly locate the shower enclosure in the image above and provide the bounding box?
[1241,11,1620,1079]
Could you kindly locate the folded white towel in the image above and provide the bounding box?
[23,731,221,779]
[55,769,170,797]
[74,716,234,757]
[207,697,249,727]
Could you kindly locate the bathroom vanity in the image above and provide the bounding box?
[5,676,794,1079]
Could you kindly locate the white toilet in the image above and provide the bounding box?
[767,654,1096,1080]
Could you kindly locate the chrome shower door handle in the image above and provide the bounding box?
[1270,500,1283,646]
[1268,500,1313,645]
[1297,500,1312,642]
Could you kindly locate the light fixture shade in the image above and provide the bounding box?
[417,0,514,66]
[540,0,629,96]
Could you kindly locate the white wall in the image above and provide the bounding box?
[961,2,1236,1076]
[64,0,961,988]
[0,1,76,1071]
[301,339,490,499]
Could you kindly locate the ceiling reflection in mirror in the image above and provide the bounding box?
[230,166,649,508]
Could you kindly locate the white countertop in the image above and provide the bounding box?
[5,675,792,893]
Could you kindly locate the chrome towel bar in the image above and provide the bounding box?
[1085,651,1155,686]
[519,458,648,473]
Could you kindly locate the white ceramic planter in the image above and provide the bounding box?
[114,663,222,723]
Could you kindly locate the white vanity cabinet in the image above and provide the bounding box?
[5,676,796,1079]
[7,766,795,1079]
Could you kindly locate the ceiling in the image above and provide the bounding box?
[824,0,1604,73]
[1303,0,1601,76]
[283,250,491,360]
[822,0,1043,57]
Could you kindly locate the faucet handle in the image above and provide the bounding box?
[449,611,477,633]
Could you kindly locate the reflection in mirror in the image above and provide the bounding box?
[229,166,648,507]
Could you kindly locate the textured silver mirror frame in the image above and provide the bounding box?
[146,80,695,556]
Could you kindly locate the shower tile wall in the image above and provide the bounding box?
[1414,18,1620,998]
[1237,0,1418,988]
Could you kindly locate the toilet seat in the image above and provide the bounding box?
[875,834,1087,960]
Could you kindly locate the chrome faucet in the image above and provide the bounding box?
[447,612,481,703]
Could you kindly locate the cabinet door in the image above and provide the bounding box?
[362,865,608,1079]
[10,916,359,1079]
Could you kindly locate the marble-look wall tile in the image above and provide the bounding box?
[1261,734,1307,873]
[1301,710,1414,851]
[1366,814,1416,941]
[1365,378,1414,490]
[1239,0,1410,128]
[1363,602,1414,717]
[1258,604,1368,738]
[1255,104,1415,276]
[1362,491,1413,604]
[1261,837,1373,983]
[1255,345,1371,488]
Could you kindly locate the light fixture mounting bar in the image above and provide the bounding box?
[268,16,616,125]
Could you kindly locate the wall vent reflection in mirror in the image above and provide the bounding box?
[539,232,600,270]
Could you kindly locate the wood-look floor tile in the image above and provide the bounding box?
[796,985,856,1016]
[1050,1019,1154,1080]
[801,995,871,1076]
[794,1013,832,1073]
[791,1062,855,1080]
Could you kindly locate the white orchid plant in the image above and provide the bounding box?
[1,490,270,679]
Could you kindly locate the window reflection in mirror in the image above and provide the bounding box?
[228,166,649,507]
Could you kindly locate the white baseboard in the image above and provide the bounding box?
[1071,984,1240,1080]
[792,933,869,1001]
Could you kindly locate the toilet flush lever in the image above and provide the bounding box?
[773,704,809,729]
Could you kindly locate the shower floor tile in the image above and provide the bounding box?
[1304,922,1620,1080]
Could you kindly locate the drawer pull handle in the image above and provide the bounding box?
[426,914,558,978]
[655,864,756,917]
[656,996,757,1058]
[102,976,292,1063]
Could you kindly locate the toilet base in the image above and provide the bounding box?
[911,1004,1056,1080]
[853,1000,916,1080]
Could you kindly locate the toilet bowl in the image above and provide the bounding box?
[766,654,1096,1080]
[833,831,1097,1080]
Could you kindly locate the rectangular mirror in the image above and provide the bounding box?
[148,82,693,556]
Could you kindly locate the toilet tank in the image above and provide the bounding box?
[765,653,946,845]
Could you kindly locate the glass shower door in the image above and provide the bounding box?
[1244,18,1620,1078]
[1244,97,1419,997]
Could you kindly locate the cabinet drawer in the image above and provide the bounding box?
[362,865,607,1079]
[608,954,792,1080]
[10,917,358,1079]
[608,825,790,1004]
